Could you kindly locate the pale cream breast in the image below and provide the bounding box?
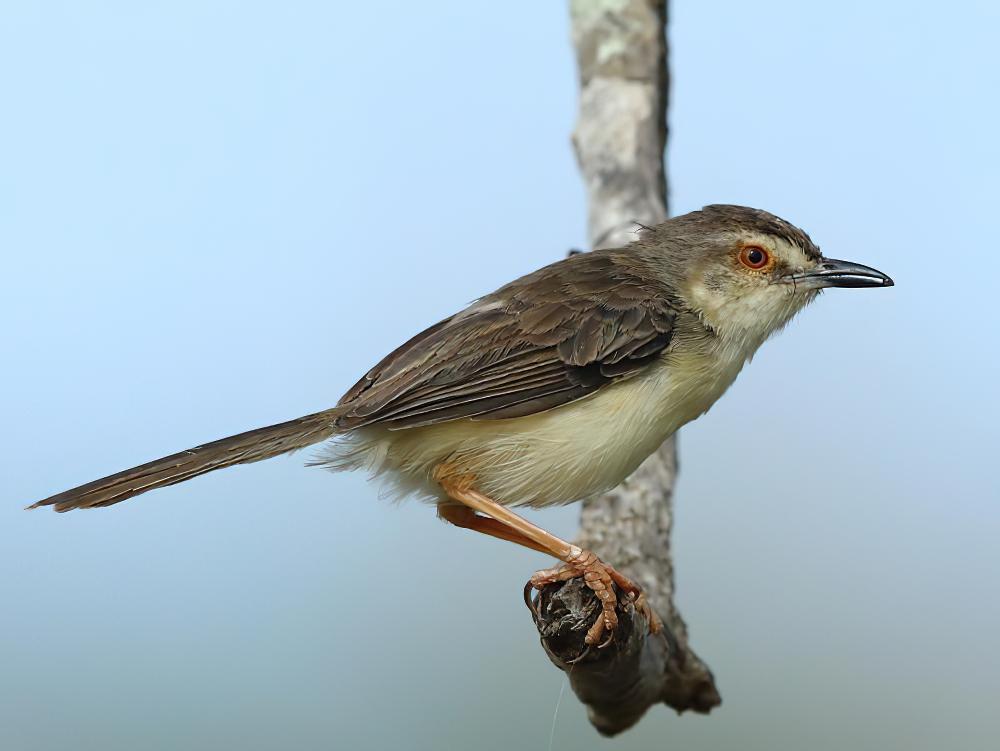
[319,344,747,509]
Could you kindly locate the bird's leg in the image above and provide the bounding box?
[437,503,552,555]
[434,466,661,645]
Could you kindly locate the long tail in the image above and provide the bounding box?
[28,408,344,512]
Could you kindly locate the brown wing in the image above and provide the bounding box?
[335,250,678,430]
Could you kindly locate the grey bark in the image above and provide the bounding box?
[526,0,720,735]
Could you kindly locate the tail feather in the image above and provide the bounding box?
[29,409,343,512]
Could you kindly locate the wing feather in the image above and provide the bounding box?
[335,250,680,430]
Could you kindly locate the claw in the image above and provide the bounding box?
[633,592,662,635]
[584,614,606,646]
[566,644,591,666]
[523,580,540,622]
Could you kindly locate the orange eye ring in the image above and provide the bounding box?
[739,245,770,270]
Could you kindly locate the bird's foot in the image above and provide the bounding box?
[529,548,662,646]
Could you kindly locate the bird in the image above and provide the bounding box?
[28,204,893,645]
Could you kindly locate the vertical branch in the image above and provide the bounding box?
[527,0,720,735]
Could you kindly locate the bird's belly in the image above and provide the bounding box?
[323,355,742,508]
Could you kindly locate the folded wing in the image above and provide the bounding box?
[335,250,678,430]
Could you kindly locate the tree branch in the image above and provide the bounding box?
[526,0,720,735]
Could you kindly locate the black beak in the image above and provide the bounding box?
[786,258,894,289]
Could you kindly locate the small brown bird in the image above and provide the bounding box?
[29,205,893,644]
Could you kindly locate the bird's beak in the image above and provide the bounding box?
[784,258,894,289]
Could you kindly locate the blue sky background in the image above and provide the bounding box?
[2,2,998,749]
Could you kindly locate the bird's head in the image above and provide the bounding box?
[644,204,893,348]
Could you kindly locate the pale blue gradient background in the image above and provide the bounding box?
[2,2,998,749]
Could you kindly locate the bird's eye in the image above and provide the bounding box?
[739,245,770,270]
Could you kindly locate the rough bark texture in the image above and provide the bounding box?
[526,0,720,735]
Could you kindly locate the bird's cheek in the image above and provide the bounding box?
[683,271,728,312]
